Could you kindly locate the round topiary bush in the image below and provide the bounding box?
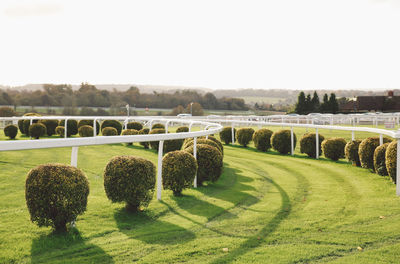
[58,120,78,136]
[236,128,255,147]
[252,128,273,152]
[149,128,166,150]
[40,119,59,136]
[202,136,224,155]
[78,120,100,135]
[162,150,198,196]
[385,141,397,183]
[55,126,65,137]
[78,125,94,137]
[139,128,150,149]
[19,113,41,134]
[4,124,18,139]
[176,126,189,133]
[321,138,347,161]
[219,127,236,145]
[121,129,139,145]
[29,123,47,139]
[183,139,223,155]
[151,123,165,130]
[271,130,297,154]
[102,127,118,136]
[101,120,122,135]
[345,140,362,166]
[300,133,325,158]
[359,137,392,170]
[127,121,143,131]
[164,139,185,154]
[374,143,390,176]
[25,163,90,232]
[103,156,156,212]
[184,144,223,186]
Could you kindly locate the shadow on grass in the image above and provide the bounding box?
[31,228,113,263]
[114,208,196,245]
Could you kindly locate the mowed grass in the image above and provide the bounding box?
[1,128,400,263]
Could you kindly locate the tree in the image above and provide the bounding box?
[311,91,320,112]
[295,92,306,114]
[186,102,203,116]
[305,94,312,114]
[320,93,329,113]
[328,93,339,114]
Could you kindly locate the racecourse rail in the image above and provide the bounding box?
[0,115,400,197]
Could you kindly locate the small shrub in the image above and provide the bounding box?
[103,156,156,212]
[359,137,392,170]
[321,138,347,161]
[202,136,224,155]
[149,128,166,150]
[183,139,223,155]
[127,122,143,131]
[374,143,390,176]
[58,120,78,136]
[55,126,65,137]
[139,128,150,149]
[386,141,397,183]
[102,127,118,136]
[164,139,185,153]
[162,151,197,196]
[4,124,18,139]
[40,119,59,136]
[122,129,139,145]
[101,120,122,135]
[184,144,223,186]
[236,128,255,147]
[300,133,325,158]
[78,120,100,135]
[176,126,189,133]
[0,106,15,117]
[151,123,165,130]
[25,163,89,232]
[271,130,297,154]
[29,123,47,139]
[345,140,362,166]
[18,113,41,134]
[252,128,273,152]
[219,127,236,145]
[78,125,94,137]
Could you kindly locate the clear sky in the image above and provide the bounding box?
[0,0,399,90]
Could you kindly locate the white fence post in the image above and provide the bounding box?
[71,147,79,167]
[193,137,197,188]
[290,127,294,156]
[157,140,164,201]
[352,131,355,141]
[380,134,383,146]
[231,123,235,145]
[93,118,97,137]
[316,128,319,159]
[64,118,68,138]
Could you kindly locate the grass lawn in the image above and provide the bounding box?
[0,128,400,263]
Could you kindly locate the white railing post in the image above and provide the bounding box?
[157,140,164,201]
[290,127,294,156]
[93,118,97,137]
[193,137,197,188]
[352,131,355,141]
[64,118,68,138]
[189,122,193,132]
[71,147,79,167]
[379,134,383,146]
[29,117,33,139]
[397,140,400,196]
[231,123,235,145]
[165,121,170,133]
[124,118,128,130]
[316,128,319,159]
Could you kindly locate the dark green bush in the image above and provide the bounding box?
[25,163,89,232]
[103,156,156,212]
[184,144,223,186]
[386,141,397,183]
[139,128,150,149]
[374,143,390,176]
[29,123,47,139]
[149,128,166,150]
[4,124,18,139]
[101,120,122,135]
[271,130,297,154]
[236,128,255,147]
[345,140,362,166]
[102,127,118,136]
[78,125,94,137]
[121,129,139,145]
[55,126,65,137]
[300,133,325,158]
[359,137,392,170]
[0,106,15,117]
[162,150,197,196]
[127,122,143,131]
[176,126,189,133]
[19,113,41,134]
[58,120,78,136]
[202,136,224,155]
[78,120,100,135]
[252,128,273,152]
[183,139,223,155]
[164,139,185,154]
[40,119,59,136]
[321,138,347,161]
[219,127,236,144]
[151,123,165,130]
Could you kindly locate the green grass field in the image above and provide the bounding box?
[0,128,400,263]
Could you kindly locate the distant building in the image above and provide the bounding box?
[340,91,400,113]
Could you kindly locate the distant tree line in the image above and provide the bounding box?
[295,91,339,114]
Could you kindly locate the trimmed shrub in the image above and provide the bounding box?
[236,128,255,147]
[25,163,90,232]
[300,133,325,158]
[184,144,223,186]
[359,137,392,170]
[219,126,236,145]
[55,126,65,137]
[321,138,347,161]
[139,128,150,149]
[271,130,297,154]
[127,122,143,131]
[121,129,139,145]
[58,120,78,136]
[102,127,118,136]
[103,156,156,212]
[252,128,273,152]
[345,140,362,166]
[40,119,59,136]
[78,125,94,137]
[0,106,15,117]
[101,120,122,135]
[176,126,189,133]
[151,123,165,130]
[164,139,185,154]
[386,141,397,183]
[374,143,390,176]
[29,123,47,139]
[183,139,223,155]
[202,136,224,155]
[162,150,198,196]
[78,120,100,135]
[4,124,18,139]
[149,128,166,150]
[18,113,41,134]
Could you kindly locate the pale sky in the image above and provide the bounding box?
[0,0,399,90]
